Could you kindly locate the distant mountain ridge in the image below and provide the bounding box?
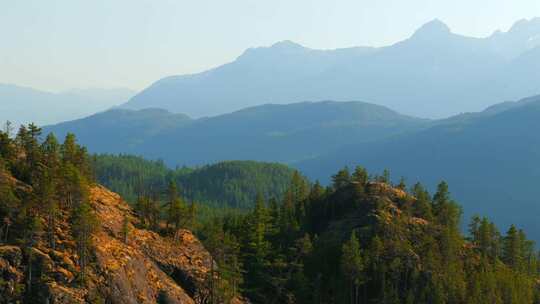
[44,100,427,165]
[123,18,540,118]
[297,94,540,242]
[0,83,136,127]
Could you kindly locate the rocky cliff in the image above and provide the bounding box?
[0,183,233,304]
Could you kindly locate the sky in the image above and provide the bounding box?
[1,0,539,92]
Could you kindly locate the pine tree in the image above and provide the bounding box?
[35,167,59,249]
[352,166,368,186]
[0,124,16,164]
[468,215,481,243]
[342,231,366,304]
[381,169,391,184]
[397,177,407,191]
[0,181,19,243]
[411,183,433,221]
[59,163,88,208]
[243,194,272,302]
[71,200,97,283]
[332,167,351,190]
[61,133,78,165]
[41,133,61,171]
[166,181,186,231]
[433,181,461,230]
[186,201,197,230]
[14,124,42,183]
[290,172,308,224]
[23,214,43,295]
[503,225,521,269]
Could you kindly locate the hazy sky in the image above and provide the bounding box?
[1,0,539,92]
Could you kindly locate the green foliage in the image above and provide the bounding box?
[198,168,540,304]
[341,231,366,304]
[93,154,300,209]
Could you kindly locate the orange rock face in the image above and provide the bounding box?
[89,185,213,304]
[0,184,239,304]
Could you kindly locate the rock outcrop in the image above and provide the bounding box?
[89,185,213,304]
[0,184,230,304]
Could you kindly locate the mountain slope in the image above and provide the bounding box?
[0,173,230,303]
[123,18,540,118]
[297,95,540,240]
[93,155,303,209]
[205,166,540,303]
[47,108,191,154]
[0,84,135,127]
[45,101,426,166]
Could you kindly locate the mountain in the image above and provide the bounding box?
[297,95,540,241]
[47,108,191,154]
[45,101,426,165]
[123,18,540,119]
[0,84,136,127]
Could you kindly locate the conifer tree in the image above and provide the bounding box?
[397,177,407,191]
[71,200,97,283]
[23,214,43,295]
[61,133,78,165]
[0,126,15,163]
[332,167,351,190]
[411,183,433,220]
[41,133,61,171]
[352,166,368,186]
[166,181,186,231]
[0,181,19,243]
[381,169,391,184]
[503,225,522,269]
[243,193,272,302]
[342,231,366,304]
[433,181,461,230]
[35,167,59,249]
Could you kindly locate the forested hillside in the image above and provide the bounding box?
[93,154,301,209]
[0,125,244,303]
[199,166,540,303]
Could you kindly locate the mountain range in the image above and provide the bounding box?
[122,18,540,119]
[0,84,135,127]
[45,101,425,165]
[44,94,540,242]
